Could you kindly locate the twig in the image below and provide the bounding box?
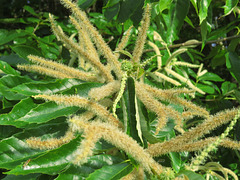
[144,35,240,52]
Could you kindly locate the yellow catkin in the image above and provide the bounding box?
[147,108,240,157]
[135,82,168,134]
[136,82,184,133]
[17,64,74,79]
[88,81,121,101]
[132,4,151,64]
[59,0,122,79]
[49,14,114,82]
[164,67,205,94]
[33,94,122,128]
[27,55,99,82]
[69,16,99,61]
[26,129,75,150]
[148,41,162,69]
[72,127,100,165]
[69,117,164,174]
[115,26,133,59]
[143,83,209,118]
[153,72,181,86]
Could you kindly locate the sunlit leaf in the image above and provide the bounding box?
[165,0,190,44]
[199,0,212,24]
[223,0,239,17]
[86,163,133,180]
[0,60,20,76]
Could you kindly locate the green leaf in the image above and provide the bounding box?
[178,170,205,180]
[78,0,97,9]
[56,154,125,179]
[104,3,120,21]
[17,102,79,125]
[0,29,28,46]
[2,174,41,180]
[11,45,42,61]
[223,0,239,17]
[0,125,56,169]
[0,135,42,169]
[122,77,144,146]
[6,136,81,175]
[0,54,29,65]
[159,0,173,13]
[137,100,159,144]
[11,79,84,96]
[86,163,133,180]
[190,0,198,14]
[55,165,93,180]
[0,97,79,127]
[199,0,212,24]
[0,60,20,75]
[104,0,120,8]
[169,152,181,172]
[165,0,190,44]
[226,51,240,83]
[184,16,195,28]
[0,98,38,127]
[235,90,240,103]
[221,81,237,95]
[0,75,32,100]
[198,72,224,82]
[197,83,215,94]
[200,19,207,49]
[117,0,143,23]
[23,5,38,17]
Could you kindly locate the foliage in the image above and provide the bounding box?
[0,0,240,179]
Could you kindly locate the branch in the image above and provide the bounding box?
[144,35,240,52]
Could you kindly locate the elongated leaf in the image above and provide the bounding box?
[78,0,97,9]
[86,163,133,180]
[223,0,239,17]
[117,0,143,23]
[0,135,43,169]
[0,122,68,170]
[17,102,79,125]
[12,79,84,96]
[0,60,20,75]
[0,97,79,127]
[199,0,212,24]
[198,72,224,82]
[6,136,81,175]
[0,98,38,127]
[169,152,181,172]
[55,165,94,180]
[0,75,32,100]
[104,3,120,21]
[122,77,144,146]
[23,5,38,17]
[165,0,190,44]
[137,99,159,144]
[11,45,42,61]
[227,52,240,83]
[178,170,205,180]
[2,173,41,180]
[0,30,28,46]
[56,155,124,180]
[0,54,28,65]
[104,0,120,8]
[200,19,207,49]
